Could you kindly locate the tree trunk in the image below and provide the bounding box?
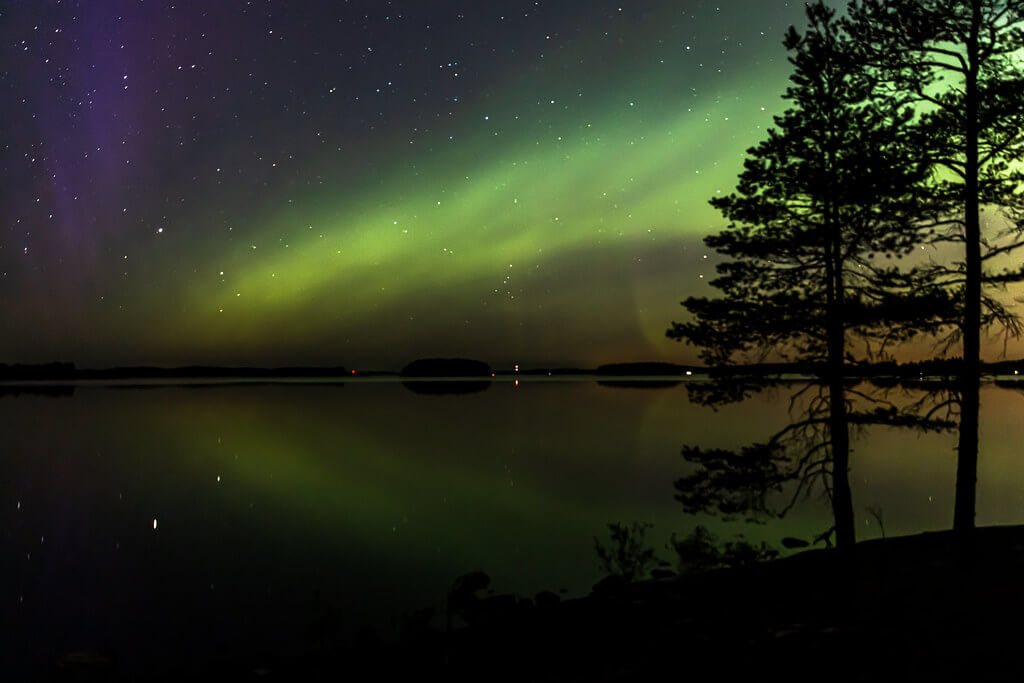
[822,121,855,549]
[828,241,854,549]
[830,373,855,549]
[954,1,982,534]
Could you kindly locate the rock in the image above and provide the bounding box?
[448,571,490,601]
[462,594,519,627]
[535,590,561,608]
[591,574,628,596]
[54,649,117,677]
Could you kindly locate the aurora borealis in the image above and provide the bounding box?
[2,0,840,368]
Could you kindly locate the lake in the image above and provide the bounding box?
[3,378,1023,677]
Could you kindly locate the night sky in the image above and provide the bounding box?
[1,0,844,369]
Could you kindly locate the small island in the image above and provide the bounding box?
[400,358,494,394]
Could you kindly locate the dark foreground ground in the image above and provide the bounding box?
[49,526,1024,682]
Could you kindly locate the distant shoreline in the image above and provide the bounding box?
[3,374,1024,389]
[1,359,1022,383]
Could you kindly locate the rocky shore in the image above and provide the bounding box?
[334,526,1024,682]
[50,526,1024,681]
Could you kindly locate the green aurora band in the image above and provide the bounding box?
[17,0,1014,367]
[124,63,789,367]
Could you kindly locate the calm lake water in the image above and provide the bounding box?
[3,379,1024,676]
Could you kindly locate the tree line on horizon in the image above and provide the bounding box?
[667,0,1024,549]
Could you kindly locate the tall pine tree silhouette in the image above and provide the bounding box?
[846,0,1024,532]
[668,2,946,549]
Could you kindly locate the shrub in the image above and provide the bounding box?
[593,521,659,582]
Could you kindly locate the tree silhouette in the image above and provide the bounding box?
[667,3,947,549]
[593,521,659,583]
[846,1,1024,532]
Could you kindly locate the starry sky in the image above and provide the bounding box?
[0,0,841,369]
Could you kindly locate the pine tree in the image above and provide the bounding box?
[846,0,1024,532]
[668,2,946,548]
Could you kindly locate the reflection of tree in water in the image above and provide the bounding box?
[675,378,956,547]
